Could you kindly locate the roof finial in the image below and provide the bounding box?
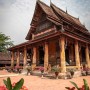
[50,0,52,5]
[78,16,79,20]
[37,0,39,2]
[50,0,51,3]
[37,0,40,2]
[66,7,68,13]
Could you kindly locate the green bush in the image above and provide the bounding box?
[51,66,61,73]
[65,79,90,90]
[3,77,24,90]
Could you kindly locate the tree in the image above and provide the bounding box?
[0,32,13,52]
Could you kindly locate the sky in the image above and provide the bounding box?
[0,0,90,45]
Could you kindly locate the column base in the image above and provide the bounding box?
[31,63,36,70]
[61,67,66,73]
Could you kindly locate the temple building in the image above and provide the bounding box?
[8,0,90,72]
[0,52,11,67]
[0,52,23,67]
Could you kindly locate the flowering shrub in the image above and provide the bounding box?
[51,66,61,73]
[15,66,23,69]
[0,86,7,90]
[81,65,90,76]
[39,66,44,73]
[65,79,90,90]
[3,77,28,90]
[66,68,76,77]
[0,84,28,90]
[13,66,23,73]
[51,66,61,79]
[12,82,28,90]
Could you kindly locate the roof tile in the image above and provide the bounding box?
[51,3,85,28]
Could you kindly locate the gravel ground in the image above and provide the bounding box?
[0,70,90,90]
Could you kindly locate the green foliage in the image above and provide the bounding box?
[66,68,77,73]
[51,66,61,72]
[66,68,77,77]
[26,65,32,71]
[83,79,90,90]
[3,77,24,90]
[13,78,24,90]
[0,32,13,52]
[65,79,90,90]
[70,81,79,90]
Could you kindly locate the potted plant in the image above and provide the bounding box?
[66,68,75,78]
[51,66,61,79]
[26,65,32,75]
[81,64,90,76]
[39,66,44,78]
[15,65,21,73]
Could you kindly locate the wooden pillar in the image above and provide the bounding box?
[11,51,14,67]
[32,47,37,70]
[44,42,49,71]
[17,50,20,66]
[85,44,90,68]
[75,40,80,69]
[37,47,39,65]
[59,36,66,73]
[24,47,27,66]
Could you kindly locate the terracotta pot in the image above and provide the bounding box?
[55,72,59,79]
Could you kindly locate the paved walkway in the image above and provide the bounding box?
[0,74,19,78]
[0,69,19,78]
[0,70,90,90]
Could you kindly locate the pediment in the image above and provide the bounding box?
[26,0,60,40]
[26,1,47,40]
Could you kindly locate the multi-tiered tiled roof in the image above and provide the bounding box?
[8,0,90,51]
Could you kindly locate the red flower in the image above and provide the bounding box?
[39,66,44,73]
[0,86,7,90]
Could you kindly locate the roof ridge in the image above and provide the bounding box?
[51,3,66,13]
[51,3,86,29]
[67,13,79,20]
[51,3,79,20]
[37,0,50,8]
[37,0,60,20]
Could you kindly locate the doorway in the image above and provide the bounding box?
[39,46,44,65]
[81,47,86,63]
[65,46,70,65]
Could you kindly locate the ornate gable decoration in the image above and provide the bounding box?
[26,0,89,41]
[26,0,60,40]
